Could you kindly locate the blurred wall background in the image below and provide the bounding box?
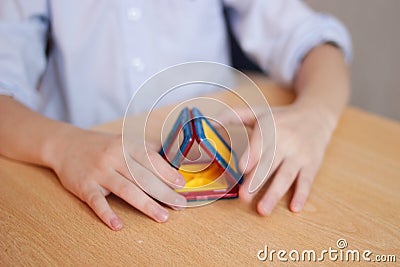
[305,0,400,121]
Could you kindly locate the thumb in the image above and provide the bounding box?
[216,107,259,127]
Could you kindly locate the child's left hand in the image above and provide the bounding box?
[219,101,336,215]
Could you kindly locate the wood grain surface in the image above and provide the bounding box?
[0,74,399,266]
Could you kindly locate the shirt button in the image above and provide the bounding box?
[131,58,145,72]
[127,8,142,21]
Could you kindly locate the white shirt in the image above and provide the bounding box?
[0,0,352,128]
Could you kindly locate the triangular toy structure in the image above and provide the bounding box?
[160,107,243,201]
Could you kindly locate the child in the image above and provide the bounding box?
[0,0,351,230]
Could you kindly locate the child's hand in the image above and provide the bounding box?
[47,129,187,230]
[219,102,336,215]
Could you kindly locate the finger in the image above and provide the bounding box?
[239,123,262,173]
[128,144,186,188]
[290,168,317,212]
[246,133,277,194]
[216,107,276,193]
[103,171,171,222]
[267,150,284,179]
[146,141,161,151]
[120,157,187,208]
[247,116,275,193]
[238,166,258,202]
[257,160,300,216]
[216,107,260,127]
[82,182,123,231]
[238,149,283,202]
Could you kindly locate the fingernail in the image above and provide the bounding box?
[110,217,123,230]
[172,203,186,211]
[291,202,303,213]
[155,209,169,223]
[173,195,187,209]
[171,191,187,210]
[239,187,252,203]
[174,174,186,187]
[259,202,272,216]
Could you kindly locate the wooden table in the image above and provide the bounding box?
[1,74,399,265]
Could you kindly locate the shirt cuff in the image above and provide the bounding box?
[0,81,15,96]
[272,13,353,86]
[0,80,39,110]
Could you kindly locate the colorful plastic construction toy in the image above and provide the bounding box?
[159,107,242,201]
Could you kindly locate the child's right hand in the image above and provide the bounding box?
[47,128,187,230]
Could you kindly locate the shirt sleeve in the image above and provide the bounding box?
[224,0,353,86]
[0,0,49,110]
